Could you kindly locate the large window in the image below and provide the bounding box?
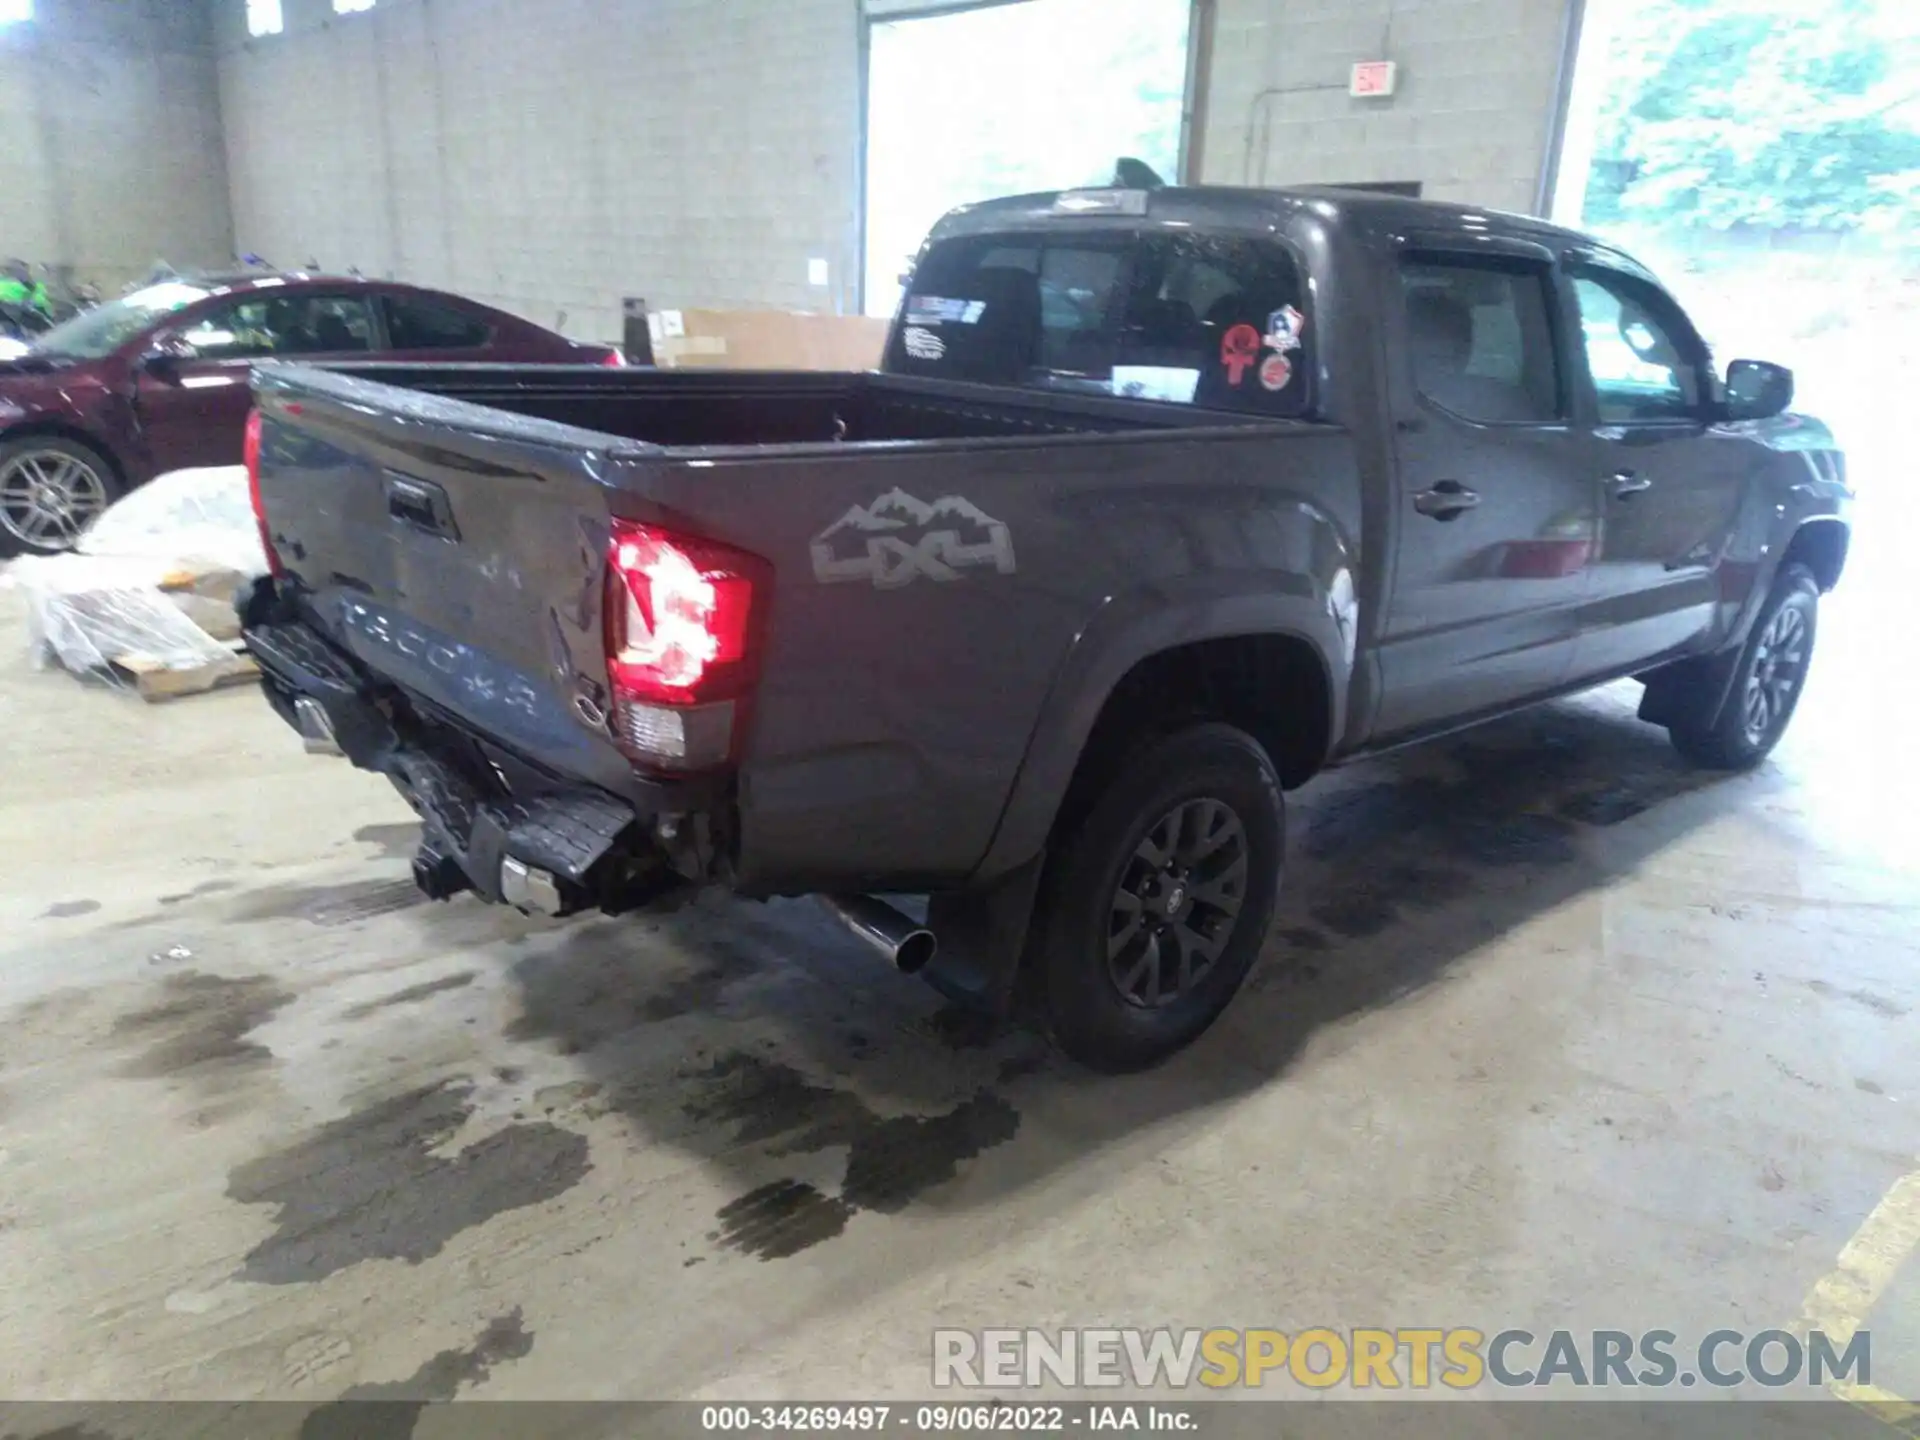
[885,231,1312,417]
[863,0,1191,317]
[333,0,375,13]
[246,0,283,37]
[1400,259,1564,425]
[0,0,33,28]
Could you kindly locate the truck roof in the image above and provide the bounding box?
[929,183,1612,258]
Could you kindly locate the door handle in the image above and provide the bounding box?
[1610,471,1653,498]
[1413,480,1480,520]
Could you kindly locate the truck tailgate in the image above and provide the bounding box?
[251,365,634,792]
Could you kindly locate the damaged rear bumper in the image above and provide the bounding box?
[243,612,669,916]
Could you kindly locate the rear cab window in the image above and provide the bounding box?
[886,229,1312,417]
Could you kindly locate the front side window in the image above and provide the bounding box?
[178,293,375,358]
[1571,269,1705,423]
[886,231,1311,416]
[382,296,492,350]
[1400,257,1564,425]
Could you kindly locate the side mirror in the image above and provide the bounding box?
[1723,359,1794,422]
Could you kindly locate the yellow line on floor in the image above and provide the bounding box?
[1797,1167,1920,1432]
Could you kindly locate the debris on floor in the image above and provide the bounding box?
[6,466,266,700]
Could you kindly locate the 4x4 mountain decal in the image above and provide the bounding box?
[809,487,1017,590]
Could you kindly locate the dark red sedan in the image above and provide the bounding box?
[0,272,623,552]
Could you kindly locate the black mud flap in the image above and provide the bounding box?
[922,852,1047,1016]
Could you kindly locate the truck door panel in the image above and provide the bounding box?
[1564,266,1747,678]
[1373,252,1598,739]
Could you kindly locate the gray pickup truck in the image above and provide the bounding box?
[237,185,1850,1070]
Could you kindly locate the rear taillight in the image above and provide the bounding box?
[243,408,284,577]
[604,519,766,771]
[600,348,627,367]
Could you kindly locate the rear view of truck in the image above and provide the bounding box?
[238,367,776,921]
[238,188,1365,1070]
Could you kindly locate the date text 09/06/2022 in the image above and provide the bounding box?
[700,1404,1196,1432]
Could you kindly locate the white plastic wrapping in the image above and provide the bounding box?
[75,465,267,575]
[7,466,264,688]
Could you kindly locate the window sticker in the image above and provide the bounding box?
[905,296,985,326]
[1111,367,1201,404]
[1220,323,1261,385]
[1266,305,1305,354]
[903,326,946,361]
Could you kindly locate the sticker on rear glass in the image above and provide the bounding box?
[1259,353,1293,392]
[905,295,986,326]
[1265,305,1305,354]
[1112,366,1200,404]
[903,326,946,361]
[811,487,1016,590]
[1221,323,1261,385]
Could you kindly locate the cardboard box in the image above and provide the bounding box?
[648,309,889,371]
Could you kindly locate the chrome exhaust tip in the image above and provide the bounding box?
[819,894,937,974]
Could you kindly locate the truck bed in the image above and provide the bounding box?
[306,361,1255,449]
[245,359,1358,904]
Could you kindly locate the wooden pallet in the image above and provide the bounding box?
[108,646,259,702]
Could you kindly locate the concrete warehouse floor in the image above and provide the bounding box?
[0,552,1915,1409]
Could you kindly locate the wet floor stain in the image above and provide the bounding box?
[227,1083,590,1284]
[1554,773,1707,827]
[341,972,477,1020]
[505,924,762,1051]
[228,878,428,927]
[687,1051,1020,1259]
[111,971,294,1080]
[159,879,239,907]
[920,1004,1000,1050]
[1809,978,1907,1018]
[353,822,423,862]
[1308,862,1472,940]
[1857,1078,1886,1095]
[298,1309,532,1439]
[995,1051,1051,1084]
[712,1180,855,1260]
[37,899,99,920]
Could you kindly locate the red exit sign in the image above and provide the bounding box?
[1350,60,1398,97]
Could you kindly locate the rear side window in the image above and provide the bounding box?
[887,231,1311,416]
[1400,258,1564,424]
[382,296,492,350]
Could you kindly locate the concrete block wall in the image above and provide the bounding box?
[2,0,1580,337]
[0,0,233,288]
[217,0,863,344]
[1200,0,1577,215]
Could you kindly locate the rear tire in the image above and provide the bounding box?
[1033,723,1283,1072]
[1667,564,1819,770]
[0,435,121,554]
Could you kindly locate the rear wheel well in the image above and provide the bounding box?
[1783,520,1848,592]
[1053,634,1331,841]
